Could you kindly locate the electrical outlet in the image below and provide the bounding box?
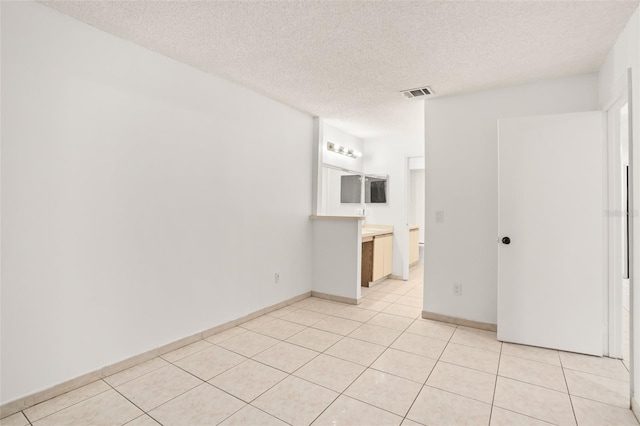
[453,282,462,296]
[275,273,280,284]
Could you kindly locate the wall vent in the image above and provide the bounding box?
[401,86,434,99]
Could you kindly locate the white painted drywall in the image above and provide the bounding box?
[424,73,599,324]
[311,218,362,301]
[1,1,313,404]
[364,128,424,279]
[598,6,640,410]
[322,122,364,171]
[409,157,425,170]
[318,122,364,216]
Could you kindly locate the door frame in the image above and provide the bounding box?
[405,156,425,280]
[604,76,630,359]
[606,93,628,358]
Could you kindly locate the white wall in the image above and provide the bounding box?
[318,122,364,216]
[311,218,362,301]
[322,122,364,171]
[364,129,424,279]
[424,73,599,324]
[598,6,640,409]
[1,1,313,404]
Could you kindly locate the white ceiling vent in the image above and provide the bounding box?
[401,86,434,99]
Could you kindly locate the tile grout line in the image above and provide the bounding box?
[0,278,420,426]
[150,364,250,425]
[27,293,406,424]
[160,341,216,365]
[306,301,423,425]
[104,359,171,388]
[434,333,502,354]
[434,358,498,376]
[401,322,459,425]
[491,406,557,425]
[487,341,503,425]
[311,295,422,412]
[565,393,636,411]
[244,305,401,424]
[23,410,33,426]
[219,324,345,361]
[232,405,293,426]
[560,365,631,382]
[20,381,112,425]
[33,315,441,424]
[502,347,630,380]
[134,357,254,423]
[27,279,425,426]
[203,357,293,425]
[285,346,436,396]
[498,347,563,366]
[494,374,569,395]
[493,358,633,424]
[559,354,579,426]
[209,305,370,425]
[102,379,165,426]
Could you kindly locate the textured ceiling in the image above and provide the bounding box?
[42,1,639,139]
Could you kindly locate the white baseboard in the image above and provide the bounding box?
[0,291,312,419]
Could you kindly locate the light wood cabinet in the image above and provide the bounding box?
[372,236,385,281]
[383,234,393,276]
[409,228,420,265]
[372,234,393,281]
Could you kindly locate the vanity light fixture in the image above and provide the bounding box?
[327,142,362,158]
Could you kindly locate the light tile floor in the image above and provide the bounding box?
[2,265,637,426]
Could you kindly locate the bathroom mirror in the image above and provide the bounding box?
[340,175,362,203]
[365,175,388,203]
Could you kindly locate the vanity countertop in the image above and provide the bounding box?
[362,228,393,238]
[362,224,394,241]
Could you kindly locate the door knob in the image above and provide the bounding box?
[502,237,511,245]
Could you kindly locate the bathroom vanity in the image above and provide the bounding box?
[361,225,393,286]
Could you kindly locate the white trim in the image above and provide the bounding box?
[405,156,425,281]
[603,72,631,361]
[603,74,631,111]
[626,67,635,401]
[403,156,411,280]
[320,162,363,175]
[0,291,313,418]
[309,215,364,221]
[606,94,628,358]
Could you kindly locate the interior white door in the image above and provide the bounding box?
[498,111,605,356]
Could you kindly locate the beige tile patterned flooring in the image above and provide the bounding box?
[2,265,637,426]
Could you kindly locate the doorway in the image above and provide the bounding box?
[407,156,425,266]
[621,103,630,370]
